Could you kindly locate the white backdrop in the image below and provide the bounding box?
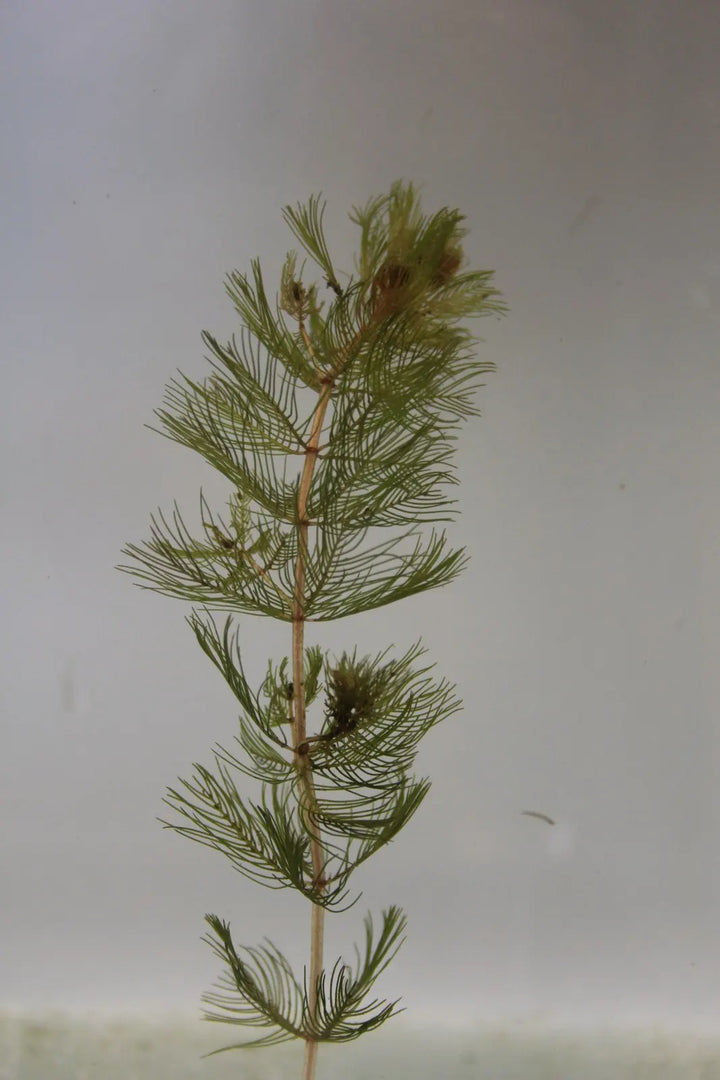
[2,0,719,1035]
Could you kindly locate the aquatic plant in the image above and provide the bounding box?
[119,180,504,1078]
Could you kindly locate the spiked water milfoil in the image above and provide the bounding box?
[119,181,505,1080]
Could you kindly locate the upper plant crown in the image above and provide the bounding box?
[120,180,505,622]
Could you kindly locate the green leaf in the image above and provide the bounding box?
[118,496,295,618]
[225,260,319,387]
[202,917,306,1049]
[308,906,407,1042]
[282,194,342,294]
[305,524,469,621]
[311,642,460,784]
[162,767,308,890]
[201,906,406,1051]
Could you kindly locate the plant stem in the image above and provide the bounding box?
[303,1031,320,1080]
[303,899,324,1079]
[293,374,334,1080]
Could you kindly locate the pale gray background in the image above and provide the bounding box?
[2,0,719,1039]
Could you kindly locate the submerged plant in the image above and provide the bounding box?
[119,181,504,1079]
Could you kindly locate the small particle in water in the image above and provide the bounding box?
[522,810,555,826]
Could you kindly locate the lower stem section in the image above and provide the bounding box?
[303,1033,319,1080]
[302,792,326,1079]
[308,893,325,1015]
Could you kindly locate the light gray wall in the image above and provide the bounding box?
[2,0,718,1032]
